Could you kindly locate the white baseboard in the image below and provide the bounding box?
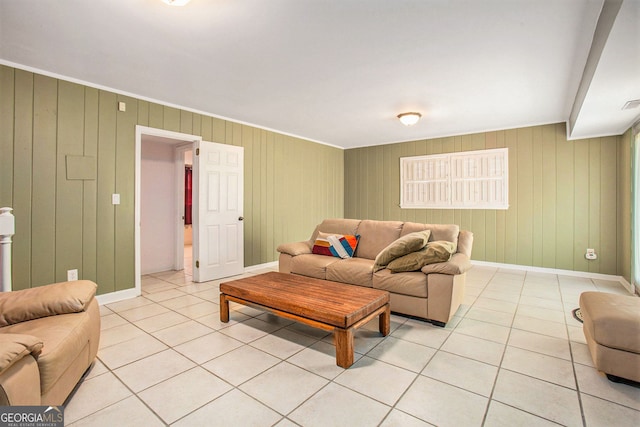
[96,287,140,305]
[96,262,278,304]
[471,260,635,295]
[244,261,278,272]
[97,259,634,304]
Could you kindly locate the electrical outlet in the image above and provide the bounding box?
[67,269,78,281]
[585,248,597,260]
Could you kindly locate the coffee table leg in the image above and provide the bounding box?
[334,328,354,368]
[379,304,390,336]
[220,293,229,323]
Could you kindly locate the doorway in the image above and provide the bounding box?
[135,126,245,294]
[135,126,201,294]
[177,145,194,275]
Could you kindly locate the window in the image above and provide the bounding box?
[400,148,509,209]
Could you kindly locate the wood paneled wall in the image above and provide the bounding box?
[1,63,631,292]
[0,66,344,294]
[345,123,631,277]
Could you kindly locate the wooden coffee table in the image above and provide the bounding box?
[219,272,390,368]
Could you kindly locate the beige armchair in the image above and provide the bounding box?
[0,280,100,406]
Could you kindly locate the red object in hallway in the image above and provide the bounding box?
[184,166,192,225]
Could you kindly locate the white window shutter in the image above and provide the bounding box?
[401,148,508,209]
[401,155,449,208]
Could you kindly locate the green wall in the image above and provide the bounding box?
[1,64,632,294]
[0,66,344,294]
[345,123,631,277]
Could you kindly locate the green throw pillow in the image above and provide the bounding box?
[387,240,457,273]
[373,230,431,272]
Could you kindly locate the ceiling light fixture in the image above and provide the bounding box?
[622,99,640,110]
[397,112,422,126]
[162,0,191,6]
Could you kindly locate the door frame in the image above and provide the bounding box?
[633,121,640,294]
[173,142,193,271]
[135,126,201,295]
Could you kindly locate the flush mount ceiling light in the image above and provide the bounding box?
[162,0,191,5]
[622,99,640,110]
[397,112,422,126]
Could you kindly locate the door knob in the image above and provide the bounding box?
[238,216,244,221]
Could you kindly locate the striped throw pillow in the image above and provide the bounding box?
[312,232,360,259]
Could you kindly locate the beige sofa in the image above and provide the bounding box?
[277,219,473,326]
[0,280,100,406]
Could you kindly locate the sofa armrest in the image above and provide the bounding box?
[0,280,98,327]
[0,334,43,376]
[276,241,313,256]
[457,230,474,258]
[420,253,472,275]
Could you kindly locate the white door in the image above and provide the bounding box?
[192,141,244,282]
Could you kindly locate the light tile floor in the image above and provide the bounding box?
[65,264,640,426]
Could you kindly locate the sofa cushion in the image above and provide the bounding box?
[312,232,360,259]
[0,281,97,327]
[387,241,457,272]
[313,219,362,242]
[399,222,429,236]
[355,220,403,260]
[290,254,340,280]
[0,334,43,375]
[373,230,431,272]
[373,269,428,298]
[424,224,460,243]
[326,258,374,288]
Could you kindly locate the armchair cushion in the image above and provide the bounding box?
[0,280,97,327]
[0,334,43,375]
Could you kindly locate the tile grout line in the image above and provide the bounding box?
[98,275,252,426]
[479,267,516,426]
[73,266,637,426]
[564,277,589,427]
[476,269,580,426]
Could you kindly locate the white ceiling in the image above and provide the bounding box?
[1,0,638,149]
